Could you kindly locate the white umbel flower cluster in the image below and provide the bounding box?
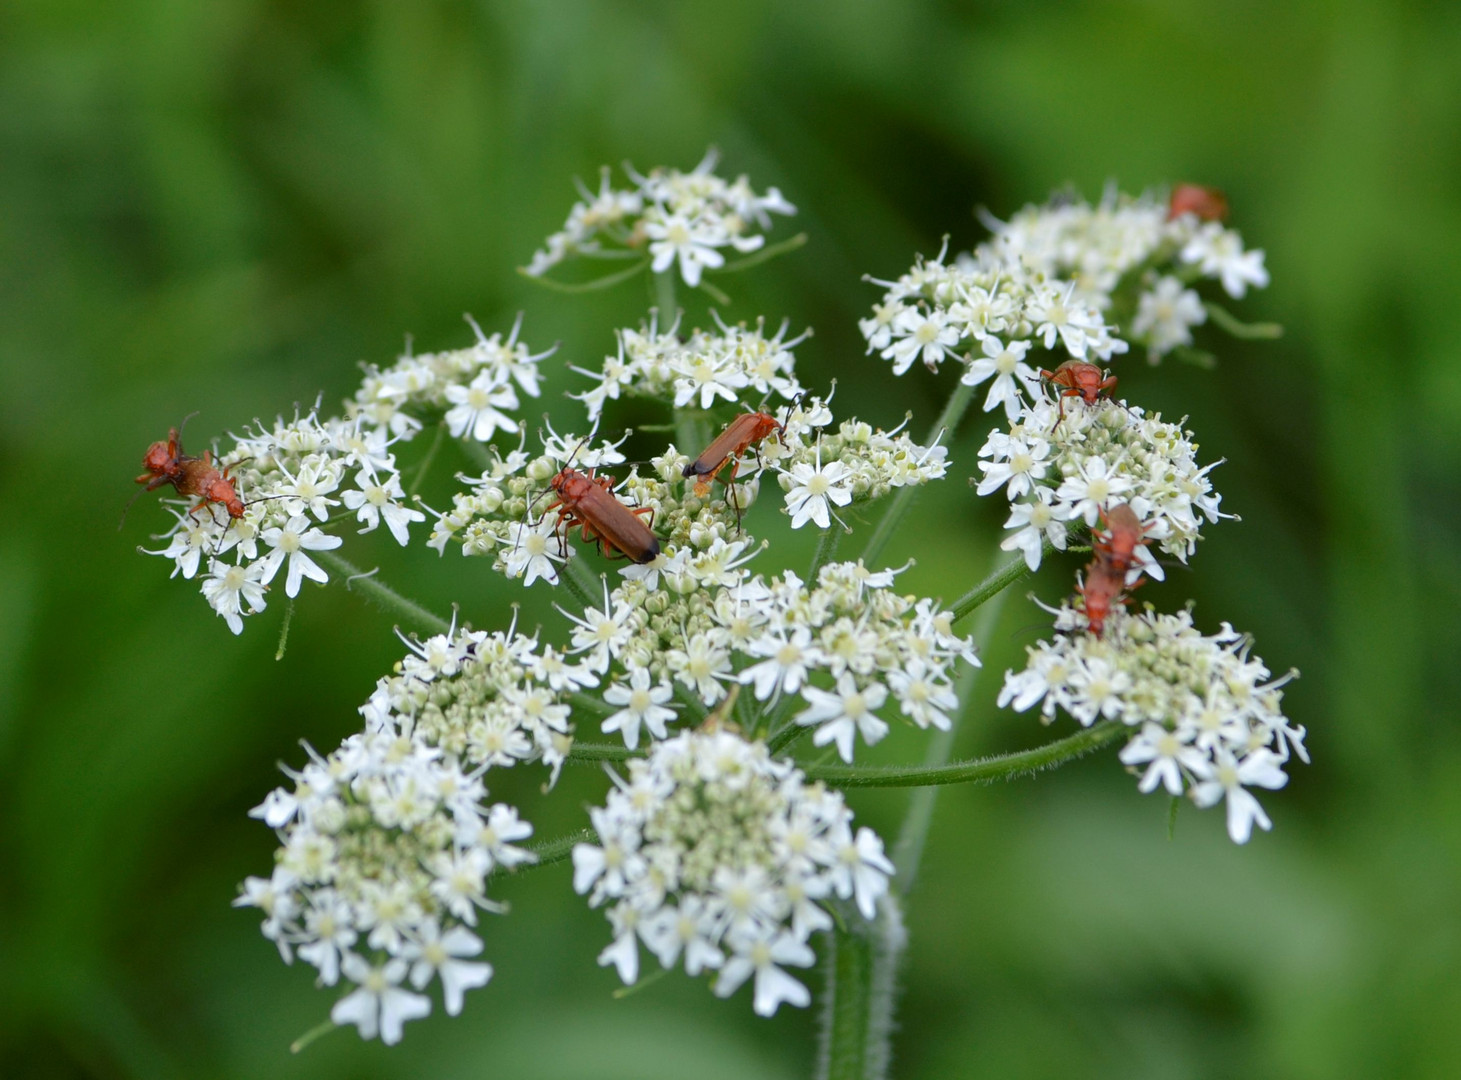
[861,185,1273,390]
[998,605,1305,844]
[138,316,550,635]
[571,728,894,1016]
[141,407,423,634]
[975,397,1225,578]
[570,314,806,422]
[235,731,534,1044]
[566,559,977,762]
[426,399,947,585]
[238,621,586,1043]
[349,314,552,440]
[524,149,796,288]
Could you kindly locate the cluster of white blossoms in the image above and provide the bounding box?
[139,316,551,635]
[570,559,976,763]
[427,391,947,587]
[523,149,796,288]
[571,728,894,1016]
[348,313,552,439]
[975,396,1224,578]
[998,605,1305,844]
[235,730,535,1044]
[570,313,806,422]
[859,186,1273,405]
[237,620,589,1042]
[141,407,424,634]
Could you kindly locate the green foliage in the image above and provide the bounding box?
[3,1,1459,1076]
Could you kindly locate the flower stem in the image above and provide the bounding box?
[801,721,1127,788]
[558,557,603,614]
[948,542,1052,625]
[316,550,451,636]
[815,918,876,1080]
[566,740,641,763]
[860,380,977,567]
[520,827,597,871]
[654,268,678,324]
[807,526,842,581]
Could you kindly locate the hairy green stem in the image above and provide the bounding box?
[516,258,650,293]
[407,424,447,498]
[801,721,1128,788]
[807,526,842,581]
[521,828,596,871]
[816,918,876,1080]
[316,550,450,636]
[860,380,976,567]
[948,544,1052,625]
[558,557,603,614]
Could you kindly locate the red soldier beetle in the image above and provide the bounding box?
[1092,502,1155,578]
[1038,360,1118,427]
[125,418,246,529]
[1076,561,1129,638]
[681,405,789,526]
[545,464,661,565]
[1168,184,1229,223]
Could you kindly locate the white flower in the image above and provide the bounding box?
[445,370,521,442]
[882,307,961,375]
[960,336,1042,419]
[794,674,889,763]
[258,515,343,598]
[401,920,493,1016]
[783,441,854,530]
[1189,748,1289,844]
[201,558,269,634]
[1132,275,1207,359]
[341,469,425,545]
[999,490,1071,571]
[601,666,677,749]
[1056,456,1134,527]
[713,930,815,1017]
[646,213,727,287]
[502,515,567,587]
[331,955,432,1045]
[1180,222,1270,298]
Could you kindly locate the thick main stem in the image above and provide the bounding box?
[815,917,874,1080]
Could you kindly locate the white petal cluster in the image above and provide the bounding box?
[524,149,796,288]
[571,728,893,1016]
[235,731,533,1044]
[975,397,1224,577]
[559,559,977,762]
[142,407,423,634]
[998,604,1305,844]
[361,622,586,783]
[349,314,551,439]
[861,186,1273,386]
[571,313,806,422]
[858,243,1129,406]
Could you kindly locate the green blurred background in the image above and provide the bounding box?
[3,1,1459,1077]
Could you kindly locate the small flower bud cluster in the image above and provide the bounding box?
[998,605,1305,844]
[578,560,978,763]
[571,728,894,1016]
[235,730,534,1044]
[570,314,806,422]
[524,149,796,288]
[143,407,425,634]
[975,397,1224,577]
[348,314,552,439]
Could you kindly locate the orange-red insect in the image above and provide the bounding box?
[1168,184,1229,223]
[1076,561,1129,638]
[682,410,785,524]
[132,423,245,522]
[1038,360,1118,425]
[1092,502,1154,578]
[547,466,660,564]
